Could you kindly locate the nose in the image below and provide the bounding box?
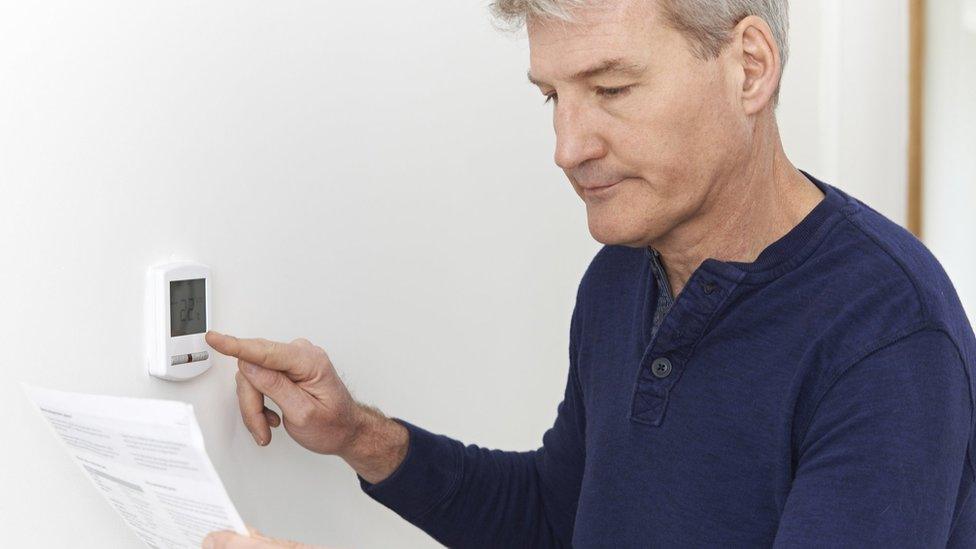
[553,101,607,171]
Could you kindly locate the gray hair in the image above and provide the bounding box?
[490,0,790,102]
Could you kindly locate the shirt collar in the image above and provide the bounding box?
[644,170,857,284]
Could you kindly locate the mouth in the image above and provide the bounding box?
[581,179,623,199]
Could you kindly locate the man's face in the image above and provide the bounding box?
[527,0,751,246]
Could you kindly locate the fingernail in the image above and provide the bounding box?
[242,362,259,375]
[253,433,265,446]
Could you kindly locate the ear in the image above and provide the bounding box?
[732,15,782,115]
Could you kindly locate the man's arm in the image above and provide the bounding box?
[774,328,974,546]
[204,298,587,548]
[356,357,586,547]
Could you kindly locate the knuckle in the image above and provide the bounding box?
[291,337,312,347]
[290,404,318,427]
[237,396,257,418]
[264,370,287,393]
[224,336,241,357]
[263,340,278,364]
[313,345,330,362]
[239,408,254,430]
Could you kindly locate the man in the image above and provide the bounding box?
[204,0,976,547]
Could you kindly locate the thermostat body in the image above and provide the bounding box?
[146,262,212,381]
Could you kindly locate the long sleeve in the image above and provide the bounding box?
[774,328,975,547]
[358,303,587,548]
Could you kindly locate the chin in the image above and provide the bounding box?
[586,212,645,247]
[580,181,666,247]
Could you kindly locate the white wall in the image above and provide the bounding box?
[0,2,910,547]
[779,0,909,225]
[923,0,976,326]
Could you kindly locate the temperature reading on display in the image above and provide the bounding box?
[170,279,206,337]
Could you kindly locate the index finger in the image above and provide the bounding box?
[206,331,305,373]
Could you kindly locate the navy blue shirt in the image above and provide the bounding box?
[360,172,976,547]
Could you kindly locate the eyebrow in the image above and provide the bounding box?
[527,58,648,87]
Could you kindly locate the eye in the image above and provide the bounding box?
[596,85,633,99]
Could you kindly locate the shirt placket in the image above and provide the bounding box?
[630,256,746,426]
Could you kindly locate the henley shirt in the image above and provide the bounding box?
[359,171,976,547]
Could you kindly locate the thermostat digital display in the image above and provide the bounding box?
[146,262,212,381]
[170,279,206,337]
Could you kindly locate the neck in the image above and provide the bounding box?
[650,122,825,297]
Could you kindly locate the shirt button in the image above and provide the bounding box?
[651,357,672,378]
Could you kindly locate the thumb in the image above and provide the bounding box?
[204,528,326,549]
[203,530,270,548]
[239,361,312,417]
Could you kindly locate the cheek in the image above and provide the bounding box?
[615,75,743,192]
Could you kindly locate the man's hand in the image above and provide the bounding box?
[203,526,326,548]
[205,331,408,483]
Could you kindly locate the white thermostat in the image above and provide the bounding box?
[146,262,212,381]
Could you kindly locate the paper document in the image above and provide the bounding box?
[22,384,248,548]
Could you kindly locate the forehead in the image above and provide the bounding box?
[526,0,671,81]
